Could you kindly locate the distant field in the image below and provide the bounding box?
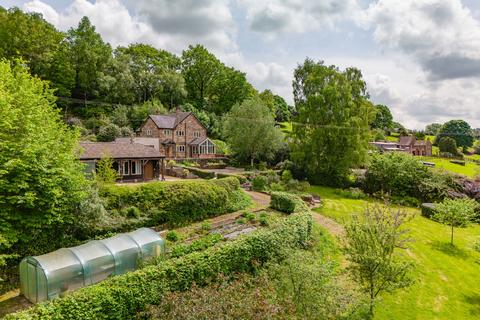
[310,185,480,320]
[418,156,479,177]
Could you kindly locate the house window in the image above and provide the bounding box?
[176,130,185,137]
[163,129,171,135]
[146,128,152,136]
[122,161,130,175]
[199,139,215,154]
[131,160,142,175]
[194,131,201,138]
[177,145,185,153]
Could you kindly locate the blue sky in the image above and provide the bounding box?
[2,0,480,129]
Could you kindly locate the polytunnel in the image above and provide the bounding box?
[20,227,165,303]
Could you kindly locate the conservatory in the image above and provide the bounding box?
[20,228,165,303]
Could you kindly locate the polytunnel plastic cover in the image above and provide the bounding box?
[20,227,165,303]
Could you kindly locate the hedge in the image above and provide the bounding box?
[216,173,247,184]
[270,192,308,214]
[6,212,312,320]
[184,167,216,179]
[99,177,251,228]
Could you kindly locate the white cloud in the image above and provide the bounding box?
[23,0,236,52]
[360,0,480,80]
[238,0,359,35]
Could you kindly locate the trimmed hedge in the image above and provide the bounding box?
[99,177,251,228]
[216,173,247,184]
[7,212,312,320]
[270,192,308,214]
[184,167,215,179]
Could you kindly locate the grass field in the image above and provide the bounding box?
[310,185,480,320]
[418,156,479,177]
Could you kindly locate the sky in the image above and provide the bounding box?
[2,0,480,129]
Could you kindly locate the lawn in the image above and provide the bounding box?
[310,185,480,320]
[418,156,479,178]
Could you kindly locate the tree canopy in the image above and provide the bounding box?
[370,104,393,131]
[290,59,374,185]
[436,120,474,148]
[222,97,283,166]
[0,61,88,262]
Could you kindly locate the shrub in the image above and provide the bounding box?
[439,137,458,155]
[125,206,141,218]
[200,222,211,232]
[216,173,247,184]
[364,153,436,201]
[185,167,215,179]
[259,212,269,226]
[166,231,179,242]
[242,211,256,222]
[270,182,285,192]
[474,238,480,253]
[335,188,367,200]
[252,175,269,191]
[97,123,120,142]
[98,177,251,229]
[169,234,223,258]
[6,213,312,320]
[270,192,308,214]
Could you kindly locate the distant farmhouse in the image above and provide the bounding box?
[371,135,432,156]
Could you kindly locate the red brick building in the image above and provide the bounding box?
[136,110,218,159]
[371,135,432,156]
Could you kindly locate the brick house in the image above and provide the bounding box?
[136,110,217,159]
[79,141,165,181]
[371,135,432,156]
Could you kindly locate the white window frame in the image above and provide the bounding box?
[194,131,201,138]
[163,129,171,135]
[176,130,185,137]
[122,161,130,175]
[177,145,185,153]
[199,139,215,154]
[131,160,142,175]
[146,128,152,136]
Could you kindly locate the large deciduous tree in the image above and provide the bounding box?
[436,120,474,149]
[222,97,283,166]
[370,104,393,131]
[67,16,112,100]
[425,123,442,136]
[0,7,75,96]
[291,59,374,185]
[0,61,88,262]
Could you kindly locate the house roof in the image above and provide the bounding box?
[79,142,164,160]
[149,111,192,129]
[115,137,160,150]
[398,136,415,146]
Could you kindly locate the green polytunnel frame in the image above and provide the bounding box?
[20,227,165,303]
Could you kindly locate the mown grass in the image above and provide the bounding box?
[310,185,480,320]
[418,156,479,177]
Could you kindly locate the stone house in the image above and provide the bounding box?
[79,141,165,181]
[371,135,432,156]
[136,110,217,159]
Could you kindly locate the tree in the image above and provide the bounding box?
[67,16,112,100]
[436,120,474,149]
[223,97,283,166]
[97,123,121,142]
[434,198,478,245]
[94,155,118,184]
[438,137,458,155]
[425,123,442,136]
[291,59,374,185]
[344,205,414,316]
[182,45,222,110]
[0,61,87,261]
[211,66,254,114]
[371,104,393,131]
[0,7,75,96]
[274,95,293,122]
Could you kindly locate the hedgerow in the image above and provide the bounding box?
[6,212,312,320]
[270,192,309,214]
[99,177,251,228]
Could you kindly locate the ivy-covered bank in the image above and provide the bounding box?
[6,212,312,320]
